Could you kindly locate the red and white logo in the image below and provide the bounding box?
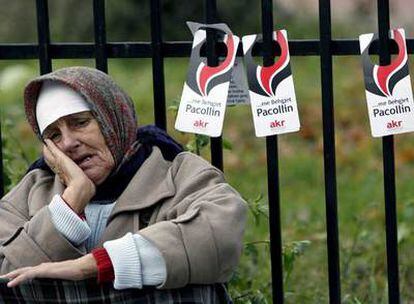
[186,30,236,97]
[243,30,291,97]
[360,29,409,97]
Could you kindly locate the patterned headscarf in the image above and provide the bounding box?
[24,66,138,169]
[24,67,183,201]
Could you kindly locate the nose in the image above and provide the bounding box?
[58,128,81,154]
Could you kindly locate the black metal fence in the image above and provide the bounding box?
[0,0,408,303]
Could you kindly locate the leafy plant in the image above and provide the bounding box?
[1,117,32,193]
[230,193,311,302]
[246,193,268,225]
[283,240,311,291]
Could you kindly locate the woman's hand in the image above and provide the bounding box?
[43,139,96,213]
[0,254,98,288]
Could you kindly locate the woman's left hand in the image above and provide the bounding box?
[0,254,97,288]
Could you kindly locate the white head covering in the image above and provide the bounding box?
[36,80,91,134]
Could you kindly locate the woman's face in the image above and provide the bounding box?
[42,111,115,185]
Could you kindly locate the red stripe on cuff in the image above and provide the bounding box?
[91,248,115,283]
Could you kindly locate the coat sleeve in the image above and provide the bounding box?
[138,153,247,289]
[0,172,85,274]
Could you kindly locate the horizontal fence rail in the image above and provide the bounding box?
[0,39,411,59]
[0,0,406,303]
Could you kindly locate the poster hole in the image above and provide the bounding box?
[252,40,281,66]
[200,41,228,66]
[368,39,400,65]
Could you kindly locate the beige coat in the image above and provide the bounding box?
[0,147,247,289]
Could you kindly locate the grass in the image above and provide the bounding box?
[2,56,414,303]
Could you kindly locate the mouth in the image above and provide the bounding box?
[74,154,94,168]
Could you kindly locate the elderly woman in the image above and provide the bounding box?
[0,67,246,299]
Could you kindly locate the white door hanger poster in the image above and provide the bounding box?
[242,29,300,137]
[359,28,414,137]
[175,22,240,137]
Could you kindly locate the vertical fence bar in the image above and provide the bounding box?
[93,0,108,73]
[377,0,400,302]
[150,0,167,130]
[2,0,52,197]
[261,0,284,303]
[318,0,341,303]
[36,0,52,75]
[204,0,223,171]
[0,123,3,197]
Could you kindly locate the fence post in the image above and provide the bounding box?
[260,0,285,303]
[204,0,223,171]
[377,0,400,302]
[36,0,52,74]
[318,0,341,303]
[93,0,108,73]
[150,0,167,130]
[0,124,3,198]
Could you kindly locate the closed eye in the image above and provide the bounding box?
[43,131,61,142]
[72,118,91,128]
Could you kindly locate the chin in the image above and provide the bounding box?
[89,175,105,185]
[84,170,105,185]
[83,165,113,185]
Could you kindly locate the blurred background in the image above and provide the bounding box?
[1,0,414,303]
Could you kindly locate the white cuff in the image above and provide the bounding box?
[133,233,166,286]
[48,194,91,246]
[103,232,142,290]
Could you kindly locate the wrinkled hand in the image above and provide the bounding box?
[0,254,97,288]
[43,139,96,213]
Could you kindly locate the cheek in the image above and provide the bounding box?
[84,132,115,182]
[103,148,115,169]
[88,136,115,168]
[95,145,115,172]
